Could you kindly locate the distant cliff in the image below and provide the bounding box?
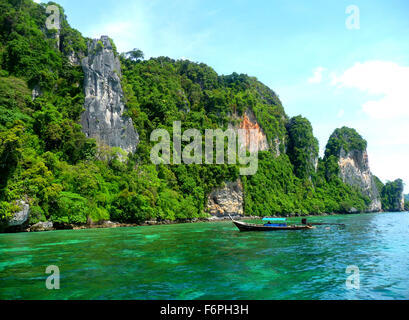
[81,36,138,154]
[378,179,405,212]
[324,127,382,212]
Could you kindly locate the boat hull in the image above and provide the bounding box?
[232,220,314,232]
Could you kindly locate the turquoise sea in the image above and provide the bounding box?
[1,212,408,300]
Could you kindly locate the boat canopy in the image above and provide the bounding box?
[262,217,286,222]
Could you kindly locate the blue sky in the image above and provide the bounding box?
[38,0,409,192]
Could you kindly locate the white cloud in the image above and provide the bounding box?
[304,61,409,192]
[331,61,409,119]
[307,67,326,84]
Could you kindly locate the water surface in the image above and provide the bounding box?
[1,212,408,300]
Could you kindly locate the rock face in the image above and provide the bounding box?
[398,195,405,211]
[31,84,42,100]
[30,221,54,232]
[238,109,269,153]
[380,179,405,212]
[66,50,83,66]
[207,180,244,217]
[81,36,138,154]
[8,200,30,227]
[338,148,382,212]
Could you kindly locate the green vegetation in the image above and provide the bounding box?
[373,176,384,195]
[242,152,369,216]
[121,48,144,63]
[0,0,402,229]
[324,127,367,159]
[286,116,319,180]
[374,177,406,212]
[380,179,404,212]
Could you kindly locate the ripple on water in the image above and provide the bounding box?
[0,256,33,272]
[1,212,409,299]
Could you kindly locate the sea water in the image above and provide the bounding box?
[0,212,408,300]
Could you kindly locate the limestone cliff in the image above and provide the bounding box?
[8,200,30,227]
[380,179,405,212]
[238,109,269,153]
[207,110,270,218]
[80,36,138,154]
[325,127,382,212]
[207,180,244,217]
[338,148,381,211]
[399,195,405,211]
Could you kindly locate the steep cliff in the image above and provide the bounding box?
[325,127,382,212]
[207,180,244,217]
[380,179,405,212]
[286,116,319,180]
[81,36,138,154]
[238,109,269,153]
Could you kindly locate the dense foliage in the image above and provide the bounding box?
[286,116,319,180]
[324,127,367,159]
[0,0,399,228]
[380,179,404,212]
[0,0,95,225]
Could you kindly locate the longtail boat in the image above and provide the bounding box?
[229,215,315,232]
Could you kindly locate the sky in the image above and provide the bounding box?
[36,0,409,192]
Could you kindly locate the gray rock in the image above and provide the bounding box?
[399,194,405,211]
[390,190,405,212]
[338,148,382,212]
[100,220,120,228]
[8,200,30,227]
[31,84,42,100]
[30,221,54,232]
[66,50,82,66]
[207,180,244,217]
[80,36,139,154]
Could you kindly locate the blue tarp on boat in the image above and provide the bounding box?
[262,217,286,222]
[264,223,287,227]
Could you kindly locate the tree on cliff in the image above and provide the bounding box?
[123,49,144,62]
